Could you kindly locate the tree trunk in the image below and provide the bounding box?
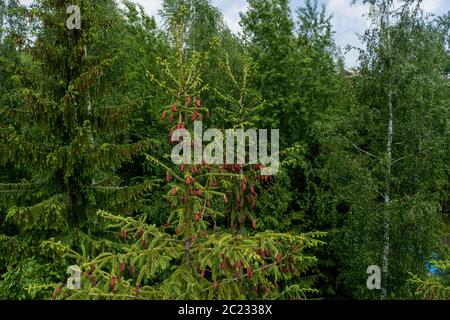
[382,87,393,300]
[381,1,392,299]
[84,45,95,147]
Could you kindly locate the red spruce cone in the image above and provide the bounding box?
[137,226,143,239]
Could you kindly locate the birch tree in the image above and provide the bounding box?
[312,0,449,298]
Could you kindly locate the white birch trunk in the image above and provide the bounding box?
[381,1,392,300]
[381,87,392,300]
[84,45,94,147]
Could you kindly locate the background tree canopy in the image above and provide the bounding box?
[0,0,448,300]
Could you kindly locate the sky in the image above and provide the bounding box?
[19,0,449,67]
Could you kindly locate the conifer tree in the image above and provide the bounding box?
[49,2,325,300]
[410,259,450,299]
[0,0,157,298]
[240,0,295,140]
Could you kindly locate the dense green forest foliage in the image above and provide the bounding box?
[0,0,448,300]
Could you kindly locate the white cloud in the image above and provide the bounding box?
[421,0,446,14]
[326,0,369,66]
[132,0,163,25]
[218,0,248,34]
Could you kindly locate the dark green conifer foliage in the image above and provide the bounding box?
[0,0,157,298]
[45,2,325,300]
[0,0,448,301]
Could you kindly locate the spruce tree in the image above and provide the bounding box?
[0,0,156,298]
[240,0,295,140]
[49,2,325,300]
